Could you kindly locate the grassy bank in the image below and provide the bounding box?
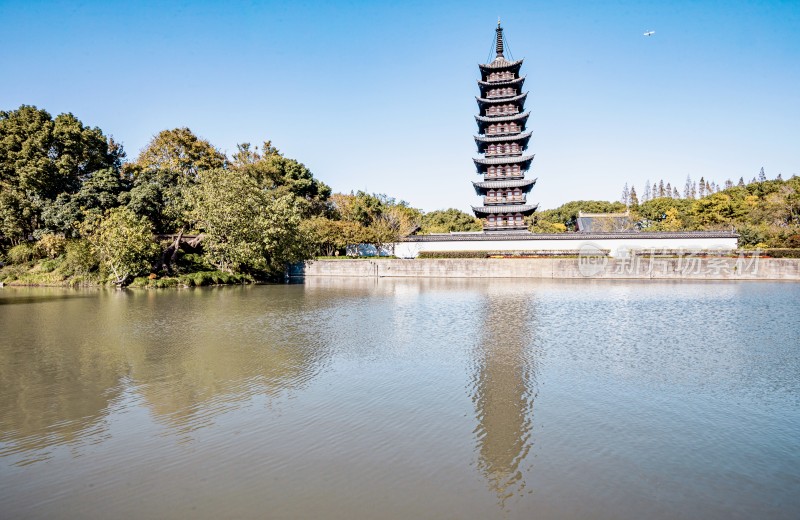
[0,255,253,288]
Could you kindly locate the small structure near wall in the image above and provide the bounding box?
[394,231,739,259]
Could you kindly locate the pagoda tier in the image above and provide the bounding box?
[477,76,525,97]
[472,204,537,215]
[474,131,532,154]
[479,58,523,78]
[476,92,528,117]
[473,154,534,173]
[471,22,538,231]
[476,92,527,106]
[472,178,537,195]
[475,111,529,134]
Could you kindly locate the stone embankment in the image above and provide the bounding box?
[293,257,800,280]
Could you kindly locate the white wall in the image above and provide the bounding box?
[394,236,738,258]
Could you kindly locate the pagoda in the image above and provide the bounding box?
[472,22,537,231]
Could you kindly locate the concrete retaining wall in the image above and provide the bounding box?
[294,257,800,280]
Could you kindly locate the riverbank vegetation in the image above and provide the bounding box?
[528,174,800,249]
[0,105,474,286]
[2,105,798,286]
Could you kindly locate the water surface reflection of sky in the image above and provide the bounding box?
[0,280,798,519]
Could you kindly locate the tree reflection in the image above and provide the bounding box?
[0,287,331,462]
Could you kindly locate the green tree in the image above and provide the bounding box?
[527,200,627,231]
[0,105,124,246]
[231,141,331,216]
[124,128,225,233]
[420,209,482,233]
[188,168,312,275]
[82,207,159,285]
[40,167,128,237]
[304,217,370,256]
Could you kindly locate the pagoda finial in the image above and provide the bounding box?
[495,21,505,58]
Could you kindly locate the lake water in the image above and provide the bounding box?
[1,279,799,519]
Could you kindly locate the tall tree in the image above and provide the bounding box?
[82,207,159,285]
[124,128,225,233]
[684,175,693,199]
[420,209,482,233]
[758,167,767,182]
[629,186,639,207]
[188,168,312,275]
[0,105,124,245]
[644,180,651,201]
[230,141,331,217]
[621,183,630,206]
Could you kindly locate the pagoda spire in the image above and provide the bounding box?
[495,20,504,58]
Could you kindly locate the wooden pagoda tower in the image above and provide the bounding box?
[472,22,537,231]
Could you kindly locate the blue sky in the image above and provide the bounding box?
[1,0,798,211]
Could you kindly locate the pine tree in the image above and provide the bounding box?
[629,186,639,207]
[691,181,697,198]
[710,182,716,193]
[658,180,665,198]
[758,167,767,182]
[750,177,757,184]
[738,177,745,187]
[724,179,733,189]
[644,180,651,201]
[673,187,680,198]
[666,182,672,198]
[699,176,706,197]
[621,183,630,206]
[777,173,783,181]
[684,175,692,199]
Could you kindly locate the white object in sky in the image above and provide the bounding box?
[643,30,655,36]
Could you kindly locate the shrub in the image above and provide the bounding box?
[63,240,98,275]
[765,249,800,258]
[7,243,37,264]
[39,259,60,273]
[35,234,67,259]
[418,251,489,259]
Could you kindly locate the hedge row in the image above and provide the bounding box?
[765,249,800,258]
[417,250,602,259]
[418,251,488,258]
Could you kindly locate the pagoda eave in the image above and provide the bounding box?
[477,75,526,89]
[472,204,538,217]
[472,178,537,195]
[476,92,528,107]
[473,131,532,144]
[474,132,532,153]
[478,58,524,72]
[473,154,534,166]
[475,111,530,124]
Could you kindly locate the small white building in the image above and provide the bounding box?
[394,231,739,259]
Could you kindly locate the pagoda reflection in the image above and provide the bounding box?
[470,283,539,505]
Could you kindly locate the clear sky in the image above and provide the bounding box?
[1,0,798,211]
